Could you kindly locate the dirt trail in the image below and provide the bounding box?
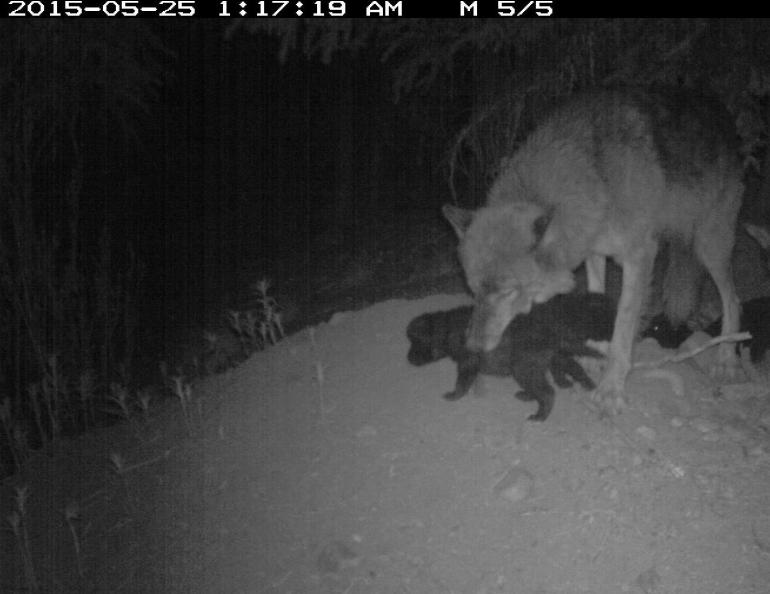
[2,294,770,593]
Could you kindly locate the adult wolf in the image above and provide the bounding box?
[443,88,743,412]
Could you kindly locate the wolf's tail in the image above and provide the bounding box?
[661,239,704,326]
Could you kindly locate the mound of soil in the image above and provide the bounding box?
[2,295,769,593]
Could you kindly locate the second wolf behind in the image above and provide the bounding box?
[406,292,615,421]
[444,87,744,412]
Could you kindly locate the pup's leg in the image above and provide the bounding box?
[512,351,556,421]
[556,354,597,391]
[444,351,481,401]
[549,354,574,388]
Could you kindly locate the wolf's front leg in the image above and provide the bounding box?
[592,243,655,414]
[586,254,606,293]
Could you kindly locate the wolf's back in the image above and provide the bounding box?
[482,88,741,270]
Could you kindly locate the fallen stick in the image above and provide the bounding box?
[633,331,752,369]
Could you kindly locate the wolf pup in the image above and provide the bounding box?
[443,88,743,413]
[644,222,770,358]
[643,296,770,364]
[406,292,615,421]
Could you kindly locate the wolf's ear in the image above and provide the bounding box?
[442,204,474,238]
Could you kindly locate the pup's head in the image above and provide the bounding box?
[406,312,451,366]
[641,313,691,349]
[745,222,770,272]
[443,202,575,351]
[744,222,770,252]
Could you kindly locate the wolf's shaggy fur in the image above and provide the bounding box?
[444,88,743,411]
[406,292,615,421]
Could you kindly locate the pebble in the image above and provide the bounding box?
[722,424,748,442]
[690,418,720,433]
[635,425,657,441]
[356,424,377,438]
[316,540,360,574]
[493,467,534,504]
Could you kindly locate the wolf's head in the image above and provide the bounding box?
[443,202,575,352]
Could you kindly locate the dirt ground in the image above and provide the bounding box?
[2,289,770,594]
[3,221,770,594]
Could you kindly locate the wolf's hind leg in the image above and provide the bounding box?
[694,211,741,379]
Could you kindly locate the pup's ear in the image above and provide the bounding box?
[744,222,770,251]
[442,204,474,239]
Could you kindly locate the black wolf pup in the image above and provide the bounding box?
[643,296,770,364]
[643,222,770,361]
[407,292,615,421]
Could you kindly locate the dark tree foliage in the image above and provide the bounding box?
[231,19,770,207]
[0,21,170,451]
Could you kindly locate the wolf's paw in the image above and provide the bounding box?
[711,342,742,381]
[590,376,626,416]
